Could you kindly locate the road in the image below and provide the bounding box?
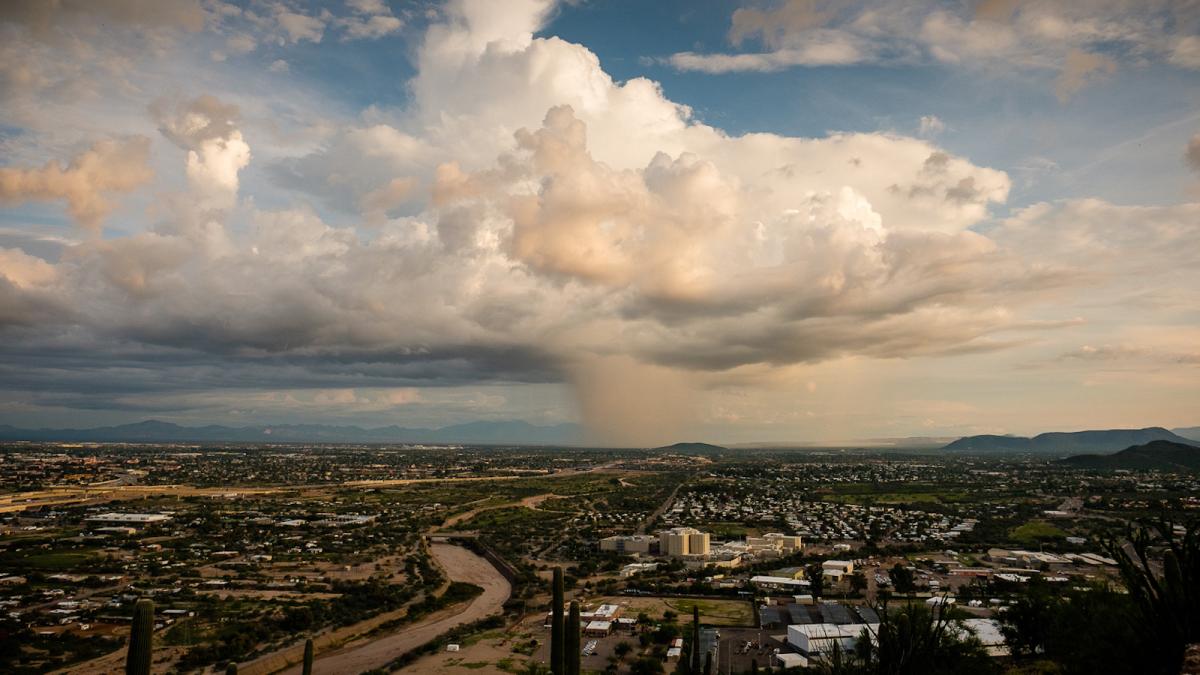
[277,543,511,675]
[637,472,691,534]
[438,492,557,531]
[1,464,620,514]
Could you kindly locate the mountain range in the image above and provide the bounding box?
[1,420,1197,450]
[942,427,1196,455]
[1060,440,1200,471]
[0,419,584,446]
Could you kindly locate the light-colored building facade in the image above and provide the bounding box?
[659,527,709,556]
[599,534,657,554]
[744,532,803,555]
[764,533,803,550]
[822,560,854,575]
[84,513,172,529]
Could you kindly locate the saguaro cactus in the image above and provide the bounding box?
[550,567,564,675]
[302,638,314,675]
[566,600,581,675]
[125,598,154,675]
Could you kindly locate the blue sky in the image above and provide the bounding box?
[0,0,1198,444]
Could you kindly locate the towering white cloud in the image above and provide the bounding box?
[152,95,250,210]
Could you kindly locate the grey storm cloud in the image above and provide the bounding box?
[2,0,1199,441]
[1187,133,1200,173]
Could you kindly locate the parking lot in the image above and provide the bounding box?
[705,627,790,675]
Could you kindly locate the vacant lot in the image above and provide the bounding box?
[598,596,755,627]
[0,549,99,570]
[1009,519,1067,543]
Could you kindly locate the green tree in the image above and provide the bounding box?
[806,564,824,599]
[889,564,915,594]
[997,519,1200,675]
[871,600,992,675]
[1013,579,1153,674]
[1107,518,1200,674]
[815,600,993,675]
[997,585,1055,657]
[631,657,665,675]
[849,572,868,594]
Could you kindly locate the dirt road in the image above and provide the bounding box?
[278,543,511,675]
[439,492,557,530]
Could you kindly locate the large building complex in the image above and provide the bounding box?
[599,528,804,568]
[659,527,710,556]
[599,534,658,554]
[749,532,803,551]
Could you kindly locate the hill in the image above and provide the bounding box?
[1174,426,1200,442]
[654,441,727,453]
[943,427,1192,455]
[1060,440,1200,471]
[0,419,584,446]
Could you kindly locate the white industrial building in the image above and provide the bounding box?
[85,513,172,529]
[960,618,1008,656]
[787,623,877,657]
[620,562,659,577]
[774,652,809,669]
[786,617,1008,661]
[750,575,812,590]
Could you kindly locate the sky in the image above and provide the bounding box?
[0,0,1198,446]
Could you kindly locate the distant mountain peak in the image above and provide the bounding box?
[944,427,1192,455]
[1060,439,1200,472]
[654,441,727,452]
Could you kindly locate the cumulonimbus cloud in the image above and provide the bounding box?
[1,0,1197,441]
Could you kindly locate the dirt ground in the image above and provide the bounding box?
[438,493,558,530]
[597,596,756,627]
[394,629,523,675]
[196,553,408,582]
[196,589,341,600]
[276,542,511,675]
